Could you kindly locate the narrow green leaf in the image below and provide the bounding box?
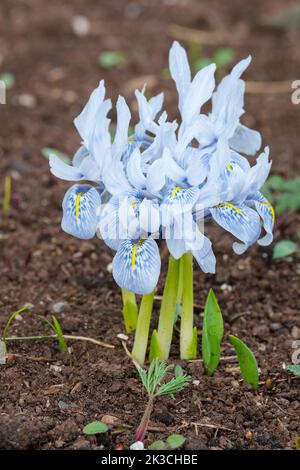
[121,289,138,333]
[2,306,30,342]
[202,289,224,375]
[273,240,298,259]
[149,329,163,362]
[286,364,300,377]
[229,335,259,390]
[148,440,166,450]
[42,147,71,164]
[52,315,68,352]
[166,434,186,449]
[83,421,108,435]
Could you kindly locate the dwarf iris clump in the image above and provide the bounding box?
[50,41,274,364]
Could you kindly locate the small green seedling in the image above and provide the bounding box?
[286,364,300,378]
[229,335,259,390]
[273,240,298,260]
[149,434,186,450]
[189,43,235,74]
[42,147,71,164]
[39,315,72,367]
[0,72,15,89]
[1,305,30,353]
[83,421,108,435]
[135,359,191,442]
[262,174,300,214]
[98,51,127,69]
[202,289,224,375]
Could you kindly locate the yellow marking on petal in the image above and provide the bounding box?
[227,163,233,171]
[128,136,135,143]
[131,240,145,271]
[75,192,84,219]
[260,201,275,221]
[169,186,181,201]
[214,202,243,215]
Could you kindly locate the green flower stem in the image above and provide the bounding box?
[131,291,155,366]
[121,289,138,334]
[180,253,197,359]
[154,256,180,360]
[176,255,184,305]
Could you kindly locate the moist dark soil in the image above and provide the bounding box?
[0,0,300,451]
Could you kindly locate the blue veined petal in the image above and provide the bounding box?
[210,202,261,254]
[102,158,132,196]
[162,148,186,184]
[72,145,89,166]
[182,63,216,126]
[162,185,200,221]
[139,199,160,235]
[61,184,101,239]
[126,147,146,190]
[208,136,231,183]
[166,237,186,259]
[50,154,85,181]
[112,96,131,158]
[229,124,262,155]
[169,41,191,113]
[121,140,140,165]
[74,80,106,142]
[148,93,164,117]
[97,197,122,250]
[192,236,216,274]
[146,159,166,195]
[185,148,210,186]
[211,57,251,140]
[246,192,275,246]
[112,238,161,295]
[134,89,159,135]
[237,147,271,202]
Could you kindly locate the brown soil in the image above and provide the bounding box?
[0,0,300,451]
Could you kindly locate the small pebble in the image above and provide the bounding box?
[130,441,144,450]
[14,93,36,108]
[291,326,300,339]
[220,283,232,292]
[192,380,200,386]
[51,301,70,314]
[117,333,128,341]
[72,15,91,36]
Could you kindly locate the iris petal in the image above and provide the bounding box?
[112,238,161,295]
[210,202,261,254]
[61,184,101,239]
[246,192,275,246]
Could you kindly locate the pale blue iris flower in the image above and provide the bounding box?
[50,41,274,295]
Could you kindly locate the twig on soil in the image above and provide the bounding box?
[189,355,237,363]
[5,334,114,349]
[191,421,236,433]
[8,353,55,362]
